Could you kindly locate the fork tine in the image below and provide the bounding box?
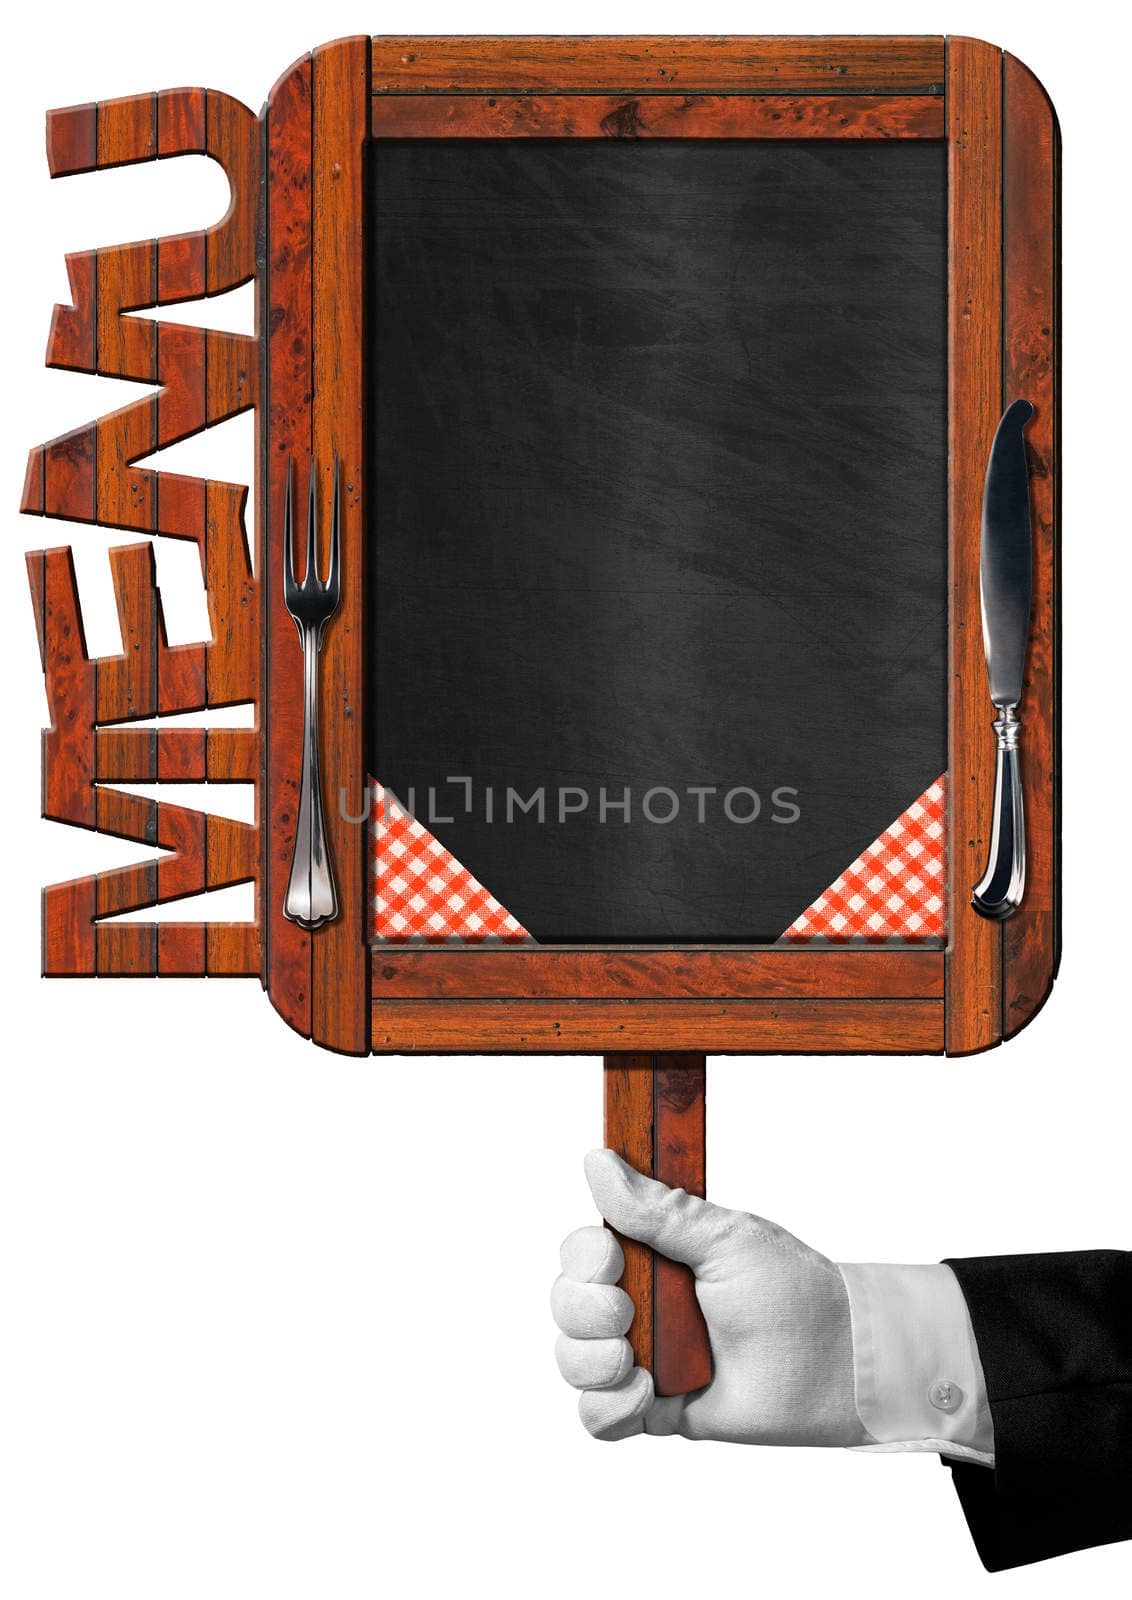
[283,454,295,592]
[306,455,318,586]
[327,453,341,600]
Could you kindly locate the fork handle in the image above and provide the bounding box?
[284,624,338,929]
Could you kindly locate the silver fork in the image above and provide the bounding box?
[283,455,341,930]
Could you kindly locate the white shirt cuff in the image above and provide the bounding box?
[837,1262,995,1467]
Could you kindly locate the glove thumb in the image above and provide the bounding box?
[584,1149,734,1272]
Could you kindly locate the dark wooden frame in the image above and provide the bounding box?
[259,36,1058,1058]
[20,37,1058,1054]
[21,32,1059,1399]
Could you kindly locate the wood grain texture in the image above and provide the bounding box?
[157,588,207,717]
[372,999,944,1053]
[203,480,256,706]
[1002,54,1059,1038]
[23,88,261,977]
[603,1059,655,1373]
[46,102,96,176]
[48,254,97,373]
[945,38,1004,1055]
[156,805,204,900]
[36,548,97,976]
[96,94,157,166]
[205,92,258,295]
[207,728,257,782]
[158,728,205,782]
[158,923,206,976]
[371,949,945,999]
[310,37,370,1054]
[43,874,97,978]
[158,86,206,156]
[23,448,46,521]
[206,813,257,890]
[653,1057,711,1395]
[206,327,255,424]
[96,923,157,976]
[602,1055,710,1395]
[263,46,374,1048]
[206,923,260,976]
[37,549,95,833]
[264,54,314,1038]
[97,544,157,723]
[96,727,155,782]
[367,37,1048,1049]
[371,36,946,93]
[371,93,944,139]
[29,89,257,545]
[156,323,205,443]
[43,426,95,522]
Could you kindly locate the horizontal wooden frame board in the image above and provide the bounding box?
[371,36,946,94]
[370,998,944,1053]
[371,950,944,1000]
[370,94,945,139]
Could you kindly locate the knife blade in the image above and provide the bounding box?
[981,398,1034,708]
[972,398,1034,921]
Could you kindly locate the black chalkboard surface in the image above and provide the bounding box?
[368,139,947,942]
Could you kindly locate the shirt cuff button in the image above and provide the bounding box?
[928,1380,964,1413]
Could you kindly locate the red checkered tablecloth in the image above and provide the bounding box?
[780,775,947,943]
[371,775,947,946]
[371,782,530,943]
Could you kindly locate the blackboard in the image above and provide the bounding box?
[368,139,947,943]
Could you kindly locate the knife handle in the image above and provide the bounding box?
[972,706,1026,920]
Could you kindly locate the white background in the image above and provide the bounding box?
[1,3,1128,1596]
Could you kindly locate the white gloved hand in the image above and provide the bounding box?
[552,1149,866,1446]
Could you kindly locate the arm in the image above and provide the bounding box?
[552,1151,992,1459]
[942,1250,1132,1571]
[554,1154,1132,1571]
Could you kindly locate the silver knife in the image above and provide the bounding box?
[971,398,1034,920]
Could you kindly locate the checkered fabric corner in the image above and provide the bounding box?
[780,775,947,943]
[371,781,531,943]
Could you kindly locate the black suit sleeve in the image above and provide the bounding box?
[942,1250,1132,1571]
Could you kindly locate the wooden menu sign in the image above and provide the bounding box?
[22,37,1059,1393]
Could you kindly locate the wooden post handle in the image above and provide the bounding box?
[603,1053,712,1396]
